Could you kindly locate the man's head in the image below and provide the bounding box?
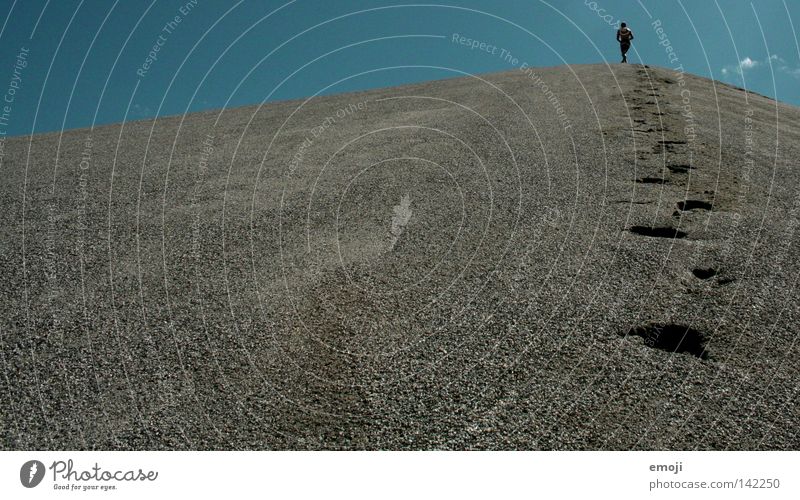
[620,22,627,28]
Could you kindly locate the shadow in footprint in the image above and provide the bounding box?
[627,323,710,359]
[628,226,687,238]
[636,177,668,184]
[677,200,712,211]
[692,268,717,279]
[667,165,693,174]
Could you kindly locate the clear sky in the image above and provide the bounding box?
[0,0,798,137]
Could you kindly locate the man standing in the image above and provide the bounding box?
[617,22,634,63]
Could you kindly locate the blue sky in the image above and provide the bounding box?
[0,0,798,137]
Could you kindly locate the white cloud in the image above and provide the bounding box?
[131,103,153,118]
[721,55,761,78]
[782,66,800,79]
[739,56,758,70]
[769,55,800,79]
[721,54,800,81]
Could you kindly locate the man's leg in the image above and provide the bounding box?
[621,43,630,63]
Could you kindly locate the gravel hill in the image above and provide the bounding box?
[1,63,798,450]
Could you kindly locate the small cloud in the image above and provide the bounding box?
[771,55,800,79]
[739,56,758,71]
[721,55,760,79]
[782,66,800,79]
[720,54,800,81]
[131,103,153,118]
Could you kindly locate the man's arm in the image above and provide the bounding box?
[630,31,634,40]
[616,30,621,42]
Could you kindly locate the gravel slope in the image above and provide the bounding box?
[1,63,798,450]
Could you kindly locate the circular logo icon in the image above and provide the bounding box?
[20,460,45,488]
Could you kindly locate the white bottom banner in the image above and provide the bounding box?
[1,451,797,499]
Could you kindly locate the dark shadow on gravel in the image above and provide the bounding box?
[627,323,710,359]
[636,177,668,184]
[692,268,717,279]
[667,165,693,174]
[628,226,687,238]
[677,200,712,211]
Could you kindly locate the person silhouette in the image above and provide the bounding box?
[617,22,634,63]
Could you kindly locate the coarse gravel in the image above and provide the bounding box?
[1,63,798,450]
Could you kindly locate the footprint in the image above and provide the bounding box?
[692,268,717,279]
[636,177,668,184]
[626,323,710,359]
[667,165,693,174]
[677,200,712,211]
[628,226,688,238]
